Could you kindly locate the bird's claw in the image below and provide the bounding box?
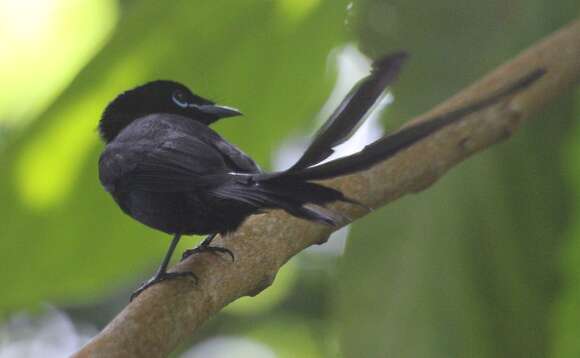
[181,245,235,262]
[130,271,198,302]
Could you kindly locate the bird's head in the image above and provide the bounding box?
[99,80,241,142]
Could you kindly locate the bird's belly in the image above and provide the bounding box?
[115,190,251,235]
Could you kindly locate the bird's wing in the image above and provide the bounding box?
[99,135,231,193]
[196,129,261,174]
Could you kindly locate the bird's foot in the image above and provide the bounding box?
[130,271,198,301]
[181,245,235,262]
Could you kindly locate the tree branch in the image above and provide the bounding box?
[74,19,580,358]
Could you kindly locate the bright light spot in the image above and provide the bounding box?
[0,0,118,123]
[15,99,100,210]
[345,2,354,27]
[182,337,276,358]
[277,0,321,24]
[306,225,349,256]
[0,307,96,358]
[0,0,55,42]
[15,57,144,210]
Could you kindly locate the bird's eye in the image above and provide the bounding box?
[172,90,189,108]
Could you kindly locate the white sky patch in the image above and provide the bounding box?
[273,44,393,256]
[306,225,350,256]
[0,307,96,358]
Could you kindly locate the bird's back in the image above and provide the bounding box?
[99,113,261,235]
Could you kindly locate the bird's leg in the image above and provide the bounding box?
[181,233,235,262]
[130,233,197,301]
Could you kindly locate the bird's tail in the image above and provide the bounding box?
[249,52,545,226]
[259,62,545,184]
[212,176,352,225]
[234,51,410,225]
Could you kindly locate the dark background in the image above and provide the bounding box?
[0,0,579,356]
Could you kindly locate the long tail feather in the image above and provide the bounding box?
[277,68,546,181]
[238,63,545,226]
[288,51,408,171]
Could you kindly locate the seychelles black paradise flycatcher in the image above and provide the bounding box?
[97,52,545,299]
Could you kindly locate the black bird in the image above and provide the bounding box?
[98,52,544,299]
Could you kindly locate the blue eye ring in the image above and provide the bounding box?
[172,90,189,108]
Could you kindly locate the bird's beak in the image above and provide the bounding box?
[195,104,242,118]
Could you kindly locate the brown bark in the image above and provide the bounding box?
[74,19,580,358]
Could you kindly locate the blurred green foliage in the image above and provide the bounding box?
[0,0,579,357]
[340,1,579,357]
